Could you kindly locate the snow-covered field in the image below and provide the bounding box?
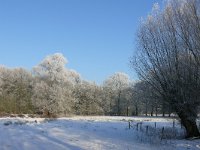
[0,116,199,150]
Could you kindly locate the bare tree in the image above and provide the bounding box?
[132,0,200,138]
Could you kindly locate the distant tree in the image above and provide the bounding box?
[131,81,146,116]
[0,66,33,114]
[120,86,132,116]
[132,80,161,116]
[32,53,74,116]
[102,82,115,115]
[103,72,130,115]
[67,69,81,85]
[74,81,103,115]
[11,68,33,113]
[0,66,16,113]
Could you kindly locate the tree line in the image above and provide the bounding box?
[0,53,171,118]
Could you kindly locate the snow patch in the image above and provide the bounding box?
[0,116,199,150]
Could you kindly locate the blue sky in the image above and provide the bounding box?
[0,0,163,84]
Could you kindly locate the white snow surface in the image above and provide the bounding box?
[0,116,199,150]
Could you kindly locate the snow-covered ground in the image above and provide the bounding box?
[0,116,199,150]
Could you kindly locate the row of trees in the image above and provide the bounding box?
[0,53,170,117]
[132,0,200,138]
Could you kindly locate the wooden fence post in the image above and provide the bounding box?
[161,127,165,140]
[146,126,149,135]
[140,123,142,131]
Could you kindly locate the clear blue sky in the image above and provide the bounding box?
[0,0,163,84]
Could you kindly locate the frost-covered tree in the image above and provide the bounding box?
[132,80,162,116]
[67,69,81,85]
[11,68,33,113]
[102,83,115,115]
[74,80,103,115]
[103,72,130,115]
[32,53,74,116]
[0,66,33,113]
[132,0,200,137]
[124,82,140,116]
[0,66,15,113]
[120,86,133,116]
[33,53,68,83]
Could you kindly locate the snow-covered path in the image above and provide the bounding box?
[0,116,199,150]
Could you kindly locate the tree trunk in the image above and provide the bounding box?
[177,111,200,138]
[162,102,165,117]
[162,111,165,117]
[109,100,112,116]
[155,106,158,117]
[117,91,121,116]
[126,106,129,116]
[151,106,153,116]
[145,101,148,116]
[168,105,171,117]
[135,105,138,116]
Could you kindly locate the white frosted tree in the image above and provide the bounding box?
[67,69,81,85]
[0,66,33,113]
[33,53,68,83]
[32,53,74,116]
[103,72,130,115]
[132,0,200,137]
[12,68,33,113]
[121,81,136,116]
[0,66,15,113]
[74,80,103,115]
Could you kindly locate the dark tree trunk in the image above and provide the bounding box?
[145,101,148,116]
[162,111,165,117]
[109,101,112,116]
[117,91,121,116]
[162,102,165,117]
[177,111,200,138]
[168,105,171,117]
[150,106,153,116]
[155,106,158,117]
[135,105,138,116]
[126,106,129,116]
